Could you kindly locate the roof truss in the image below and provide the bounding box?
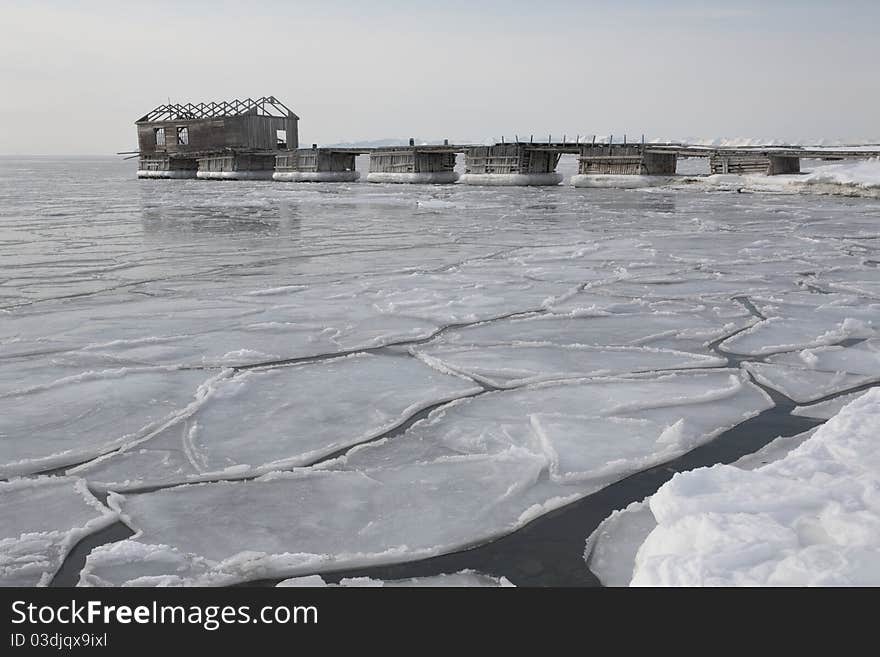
[137,96,297,122]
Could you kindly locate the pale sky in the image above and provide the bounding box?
[1,0,878,154]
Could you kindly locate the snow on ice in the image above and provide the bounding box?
[587,390,880,586]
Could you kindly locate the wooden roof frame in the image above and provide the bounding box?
[137,96,298,123]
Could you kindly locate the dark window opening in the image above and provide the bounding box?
[276,129,287,149]
[177,127,189,146]
[155,127,165,146]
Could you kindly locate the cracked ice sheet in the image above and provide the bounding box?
[81,369,772,586]
[720,293,880,356]
[813,268,880,299]
[743,341,880,403]
[543,285,753,321]
[0,367,221,477]
[598,270,800,301]
[413,343,725,388]
[433,309,753,356]
[1,477,117,586]
[0,296,265,360]
[340,370,771,478]
[73,353,481,490]
[584,427,818,587]
[277,571,514,587]
[4,269,568,369]
[793,390,873,420]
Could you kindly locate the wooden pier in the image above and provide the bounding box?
[133,96,880,185]
[365,141,458,183]
[460,143,563,186]
[274,146,360,182]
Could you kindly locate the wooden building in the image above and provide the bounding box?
[135,96,298,179]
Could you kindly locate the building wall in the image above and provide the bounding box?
[137,114,298,154]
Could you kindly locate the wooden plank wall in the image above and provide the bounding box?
[768,155,801,175]
[709,154,771,175]
[369,150,416,173]
[318,151,357,172]
[642,152,677,175]
[137,114,298,154]
[414,151,456,173]
[198,153,275,172]
[138,156,198,171]
[577,145,676,175]
[465,145,525,174]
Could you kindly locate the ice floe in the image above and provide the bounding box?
[743,340,880,402]
[0,367,223,477]
[72,353,481,490]
[413,343,725,388]
[1,477,117,586]
[80,369,771,585]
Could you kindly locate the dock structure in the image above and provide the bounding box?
[665,145,880,176]
[460,143,565,186]
[571,143,678,187]
[131,101,880,185]
[135,96,298,180]
[366,141,458,183]
[274,146,361,182]
[706,151,801,175]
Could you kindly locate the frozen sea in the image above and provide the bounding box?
[1,155,879,586]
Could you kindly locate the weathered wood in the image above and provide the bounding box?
[136,96,299,160]
[368,148,455,174]
[577,144,676,175]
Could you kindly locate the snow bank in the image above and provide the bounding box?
[584,426,818,586]
[683,158,880,199]
[801,158,880,194]
[630,389,880,586]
